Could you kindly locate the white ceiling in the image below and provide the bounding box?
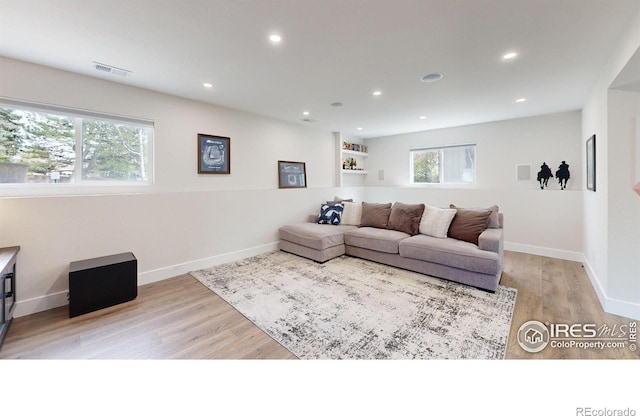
[1,0,639,139]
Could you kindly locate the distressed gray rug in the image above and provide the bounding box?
[190,251,516,359]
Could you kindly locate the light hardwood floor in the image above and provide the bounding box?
[1,251,637,359]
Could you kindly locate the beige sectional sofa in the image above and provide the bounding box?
[278,200,504,292]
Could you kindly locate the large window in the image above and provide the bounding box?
[410,144,476,184]
[0,99,153,185]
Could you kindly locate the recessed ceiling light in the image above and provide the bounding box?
[420,73,443,83]
[419,116,427,120]
[503,52,518,60]
[373,91,382,96]
[203,83,213,88]
[302,111,309,116]
[515,98,527,103]
[357,127,363,131]
[269,34,282,43]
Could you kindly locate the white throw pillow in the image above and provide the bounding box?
[419,205,457,238]
[341,202,362,226]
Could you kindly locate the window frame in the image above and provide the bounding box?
[0,98,154,195]
[409,143,477,186]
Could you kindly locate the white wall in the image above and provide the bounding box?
[0,57,363,316]
[582,5,640,320]
[607,90,640,305]
[361,111,584,260]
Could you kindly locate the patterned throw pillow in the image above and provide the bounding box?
[317,203,344,225]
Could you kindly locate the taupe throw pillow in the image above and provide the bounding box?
[450,204,500,228]
[447,208,491,245]
[359,202,392,229]
[387,202,426,235]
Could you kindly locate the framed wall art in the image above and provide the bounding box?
[278,160,307,189]
[586,134,596,191]
[198,134,230,174]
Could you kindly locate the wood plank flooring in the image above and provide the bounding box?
[1,251,637,359]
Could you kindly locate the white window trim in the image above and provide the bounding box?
[0,97,155,197]
[409,143,477,187]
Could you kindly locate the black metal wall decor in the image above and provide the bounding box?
[537,161,570,190]
[556,161,570,190]
[537,162,553,189]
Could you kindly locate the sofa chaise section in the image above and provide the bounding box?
[278,223,357,263]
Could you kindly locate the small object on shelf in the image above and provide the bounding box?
[342,141,368,154]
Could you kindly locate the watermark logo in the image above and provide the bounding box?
[576,407,637,416]
[517,320,550,353]
[517,320,638,353]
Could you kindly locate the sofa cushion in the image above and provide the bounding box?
[344,227,409,254]
[447,208,491,245]
[341,202,362,226]
[399,234,501,275]
[359,202,392,229]
[279,223,355,251]
[387,202,425,235]
[317,203,344,225]
[419,205,457,238]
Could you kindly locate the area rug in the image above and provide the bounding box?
[190,251,517,359]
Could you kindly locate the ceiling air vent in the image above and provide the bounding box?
[301,118,316,123]
[92,61,131,77]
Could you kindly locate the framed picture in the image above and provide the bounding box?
[198,134,230,174]
[278,160,307,189]
[586,134,596,191]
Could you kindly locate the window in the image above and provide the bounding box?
[410,144,476,184]
[0,99,153,185]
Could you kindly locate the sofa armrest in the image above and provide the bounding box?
[478,228,503,255]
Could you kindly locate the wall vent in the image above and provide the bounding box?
[516,164,531,181]
[92,61,131,77]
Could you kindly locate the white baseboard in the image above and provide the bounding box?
[14,242,279,318]
[582,256,640,321]
[137,242,279,285]
[504,242,583,262]
[14,290,69,318]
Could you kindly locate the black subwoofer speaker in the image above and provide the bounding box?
[69,252,137,318]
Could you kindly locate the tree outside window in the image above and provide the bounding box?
[410,144,475,184]
[0,105,152,184]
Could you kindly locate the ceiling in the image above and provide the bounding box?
[1,0,639,139]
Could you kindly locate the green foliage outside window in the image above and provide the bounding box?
[412,149,440,183]
[411,144,475,184]
[0,106,151,184]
